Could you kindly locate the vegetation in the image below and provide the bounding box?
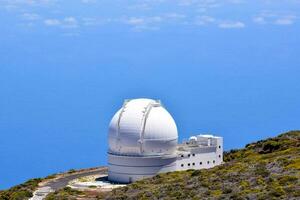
[105,131,300,199]
[0,178,42,200]
[45,187,84,200]
[0,167,95,200]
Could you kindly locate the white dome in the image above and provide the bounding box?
[108,98,178,156]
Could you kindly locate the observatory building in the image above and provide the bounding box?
[107,98,223,183]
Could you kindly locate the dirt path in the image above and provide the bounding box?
[30,167,107,200]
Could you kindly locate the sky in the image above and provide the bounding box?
[0,0,300,189]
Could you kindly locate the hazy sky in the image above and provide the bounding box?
[0,0,300,189]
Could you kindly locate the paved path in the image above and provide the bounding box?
[30,168,107,200]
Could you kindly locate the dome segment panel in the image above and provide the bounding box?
[144,106,178,140]
[142,106,178,155]
[108,110,121,154]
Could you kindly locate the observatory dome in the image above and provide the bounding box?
[108,98,178,156]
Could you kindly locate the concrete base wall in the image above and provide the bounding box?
[108,153,177,183]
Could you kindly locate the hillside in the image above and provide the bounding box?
[1,131,299,200]
[105,131,299,200]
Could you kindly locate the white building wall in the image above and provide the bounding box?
[176,136,223,171]
[108,153,177,183]
[107,135,223,183]
[176,151,222,171]
[215,137,223,163]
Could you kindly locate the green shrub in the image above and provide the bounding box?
[67,169,76,174]
[270,186,285,197]
[261,141,281,153]
[0,191,10,200]
[278,175,298,185]
[254,163,270,177]
[222,187,232,194]
[10,190,32,200]
[191,170,201,177]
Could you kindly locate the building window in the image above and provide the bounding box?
[188,163,190,166]
[188,154,190,157]
[213,160,215,164]
[181,164,184,167]
[181,155,184,158]
[192,154,195,157]
[219,155,221,158]
[200,162,202,165]
[219,145,221,149]
[207,161,210,164]
[192,163,195,166]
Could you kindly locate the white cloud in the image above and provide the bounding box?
[119,12,187,31]
[44,19,60,26]
[195,15,215,25]
[227,0,244,4]
[81,17,113,26]
[82,17,97,26]
[194,16,245,29]
[253,16,266,24]
[22,13,40,20]
[132,25,160,32]
[178,0,196,6]
[81,0,97,4]
[124,16,162,25]
[125,17,146,25]
[43,17,78,28]
[127,3,151,10]
[164,13,186,20]
[2,0,57,8]
[3,0,298,33]
[253,11,297,26]
[122,16,163,31]
[218,21,245,28]
[274,15,296,25]
[63,17,78,28]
